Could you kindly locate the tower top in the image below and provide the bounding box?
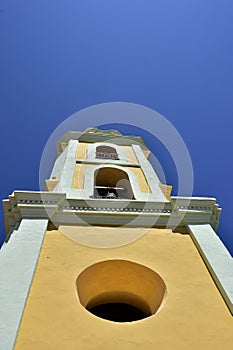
[56,128,149,156]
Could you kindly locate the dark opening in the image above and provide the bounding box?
[92,167,135,200]
[94,186,125,199]
[96,145,119,160]
[87,302,149,322]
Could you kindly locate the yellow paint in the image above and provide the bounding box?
[143,149,150,159]
[76,142,88,160]
[60,142,68,152]
[72,162,150,193]
[126,166,150,192]
[72,164,91,189]
[14,228,233,350]
[75,143,145,164]
[45,178,59,192]
[123,145,138,163]
[159,183,172,200]
[72,144,150,193]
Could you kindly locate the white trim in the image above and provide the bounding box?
[3,191,222,230]
[132,144,166,201]
[188,224,233,315]
[50,145,69,185]
[0,219,49,350]
[52,140,79,192]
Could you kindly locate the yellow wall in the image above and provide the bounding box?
[14,228,233,350]
[126,166,150,193]
[72,161,150,193]
[72,164,92,189]
[76,142,88,160]
[72,165,150,192]
[75,143,138,164]
[123,145,138,163]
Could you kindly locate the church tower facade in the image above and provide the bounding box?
[1,128,233,350]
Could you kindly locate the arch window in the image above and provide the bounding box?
[93,167,134,199]
[95,145,119,160]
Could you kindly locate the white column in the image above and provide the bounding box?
[188,224,233,314]
[51,139,79,192]
[0,219,49,350]
[132,144,166,201]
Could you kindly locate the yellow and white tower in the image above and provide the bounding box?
[1,128,233,350]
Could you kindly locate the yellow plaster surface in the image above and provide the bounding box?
[126,166,150,192]
[14,228,233,350]
[45,178,59,192]
[76,142,88,160]
[123,145,138,163]
[72,162,150,193]
[159,183,172,200]
[60,142,68,152]
[72,164,91,189]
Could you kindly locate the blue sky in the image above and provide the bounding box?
[0,1,233,254]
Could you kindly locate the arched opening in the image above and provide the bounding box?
[93,167,134,199]
[76,260,167,323]
[96,145,119,160]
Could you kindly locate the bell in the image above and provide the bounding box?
[105,191,117,199]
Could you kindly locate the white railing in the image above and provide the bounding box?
[95,152,119,160]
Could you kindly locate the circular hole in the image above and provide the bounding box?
[87,302,149,322]
[76,260,167,323]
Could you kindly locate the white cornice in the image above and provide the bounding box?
[3,191,221,234]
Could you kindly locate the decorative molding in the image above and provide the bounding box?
[3,191,221,233]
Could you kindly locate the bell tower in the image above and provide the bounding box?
[45,127,168,203]
[1,128,233,350]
